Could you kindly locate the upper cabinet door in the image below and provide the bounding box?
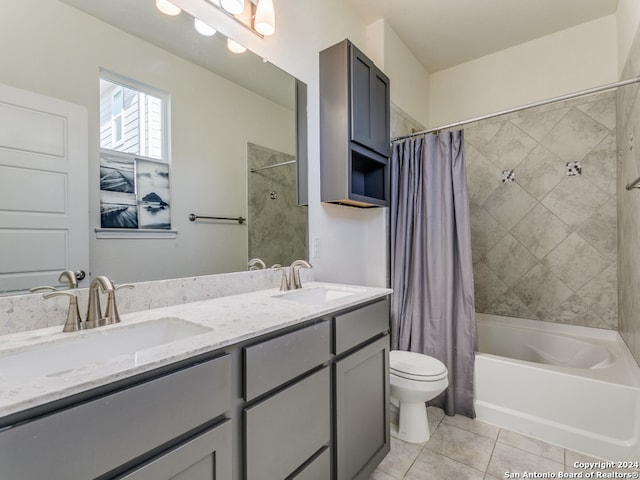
[350,46,390,157]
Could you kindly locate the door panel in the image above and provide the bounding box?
[0,82,88,292]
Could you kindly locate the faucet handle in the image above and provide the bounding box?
[43,291,83,332]
[105,284,134,324]
[248,258,267,270]
[30,285,58,293]
[274,267,291,291]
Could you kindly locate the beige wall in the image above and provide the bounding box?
[616,0,640,76]
[428,16,618,128]
[368,19,430,129]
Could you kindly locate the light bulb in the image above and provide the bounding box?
[220,0,244,15]
[254,0,275,36]
[155,0,181,16]
[227,38,247,54]
[194,18,217,36]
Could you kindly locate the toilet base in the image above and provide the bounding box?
[390,400,431,443]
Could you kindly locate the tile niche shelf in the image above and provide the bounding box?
[320,39,390,208]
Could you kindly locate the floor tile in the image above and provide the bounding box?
[404,448,485,480]
[376,436,425,480]
[425,423,495,471]
[427,406,446,431]
[497,429,565,464]
[487,442,565,478]
[442,413,500,440]
[565,450,640,474]
[369,470,399,480]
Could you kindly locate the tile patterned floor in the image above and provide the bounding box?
[370,407,640,480]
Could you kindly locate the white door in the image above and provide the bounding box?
[0,82,89,293]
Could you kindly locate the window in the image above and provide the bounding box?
[111,88,124,146]
[98,71,172,232]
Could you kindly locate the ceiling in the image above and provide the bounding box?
[60,0,295,109]
[345,0,619,72]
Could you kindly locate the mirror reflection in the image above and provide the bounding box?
[0,0,307,294]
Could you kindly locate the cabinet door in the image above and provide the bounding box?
[0,354,230,480]
[245,367,331,480]
[120,419,232,480]
[335,335,390,480]
[350,45,389,157]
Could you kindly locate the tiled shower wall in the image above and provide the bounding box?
[247,143,307,268]
[466,92,618,329]
[617,25,640,364]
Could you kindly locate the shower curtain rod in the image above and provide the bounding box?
[391,75,640,143]
[250,160,295,173]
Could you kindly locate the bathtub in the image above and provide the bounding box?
[474,313,640,460]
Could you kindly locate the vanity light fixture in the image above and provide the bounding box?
[155,0,181,16]
[227,38,247,54]
[194,18,217,36]
[220,0,245,15]
[254,0,275,36]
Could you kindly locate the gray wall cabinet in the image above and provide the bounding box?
[0,296,390,480]
[320,39,390,208]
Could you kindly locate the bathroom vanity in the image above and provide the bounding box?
[0,283,391,480]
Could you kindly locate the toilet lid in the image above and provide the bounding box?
[390,350,448,381]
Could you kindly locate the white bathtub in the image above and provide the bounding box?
[474,313,640,460]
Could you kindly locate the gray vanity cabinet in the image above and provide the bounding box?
[333,299,391,480]
[242,320,332,480]
[0,354,231,480]
[119,419,232,480]
[0,295,392,480]
[320,39,390,208]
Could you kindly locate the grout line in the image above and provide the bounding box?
[483,428,501,479]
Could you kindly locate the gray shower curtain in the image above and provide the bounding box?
[390,130,477,418]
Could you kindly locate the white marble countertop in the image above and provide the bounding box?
[0,282,391,422]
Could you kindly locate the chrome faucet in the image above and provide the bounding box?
[86,276,134,327]
[86,276,114,327]
[290,260,312,289]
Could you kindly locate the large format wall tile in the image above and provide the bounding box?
[542,233,610,291]
[515,145,565,200]
[541,176,610,229]
[617,24,640,364]
[467,92,618,329]
[511,204,572,259]
[542,107,610,163]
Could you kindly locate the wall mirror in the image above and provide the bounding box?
[0,0,308,294]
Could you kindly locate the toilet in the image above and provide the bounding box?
[389,350,449,443]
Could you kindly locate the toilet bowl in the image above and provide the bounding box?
[389,350,448,443]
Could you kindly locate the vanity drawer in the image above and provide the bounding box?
[292,447,331,480]
[244,367,331,480]
[334,297,389,354]
[243,320,330,400]
[0,354,230,480]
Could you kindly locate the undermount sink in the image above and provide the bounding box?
[275,286,365,305]
[0,317,212,383]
